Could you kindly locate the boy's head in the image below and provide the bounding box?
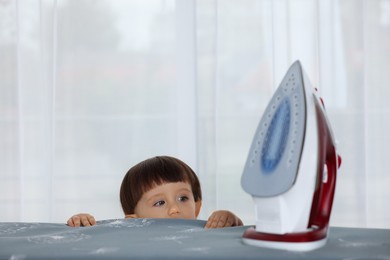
[119,156,202,218]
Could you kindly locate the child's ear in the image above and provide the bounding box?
[195,200,202,218]
[125,214,138,218]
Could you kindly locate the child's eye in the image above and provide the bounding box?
[153,201,165,207]
[178,196,189,202]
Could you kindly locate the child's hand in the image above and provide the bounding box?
[67,213,96,227]
[205,210,243,229]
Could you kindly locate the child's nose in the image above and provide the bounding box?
[168,202,180,216]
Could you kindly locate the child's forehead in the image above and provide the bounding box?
[150,180,192,188]
[145,180,191,192]
[143,181,193,196]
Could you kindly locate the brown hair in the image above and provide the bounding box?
[119,156,202,215]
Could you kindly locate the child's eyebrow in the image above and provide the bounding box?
[145,188,193,202]
[178,188,193,194]
[145,193,165,203]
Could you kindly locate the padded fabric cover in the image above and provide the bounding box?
[0,218,389,259]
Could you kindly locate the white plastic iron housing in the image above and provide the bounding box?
[241,60,341,251]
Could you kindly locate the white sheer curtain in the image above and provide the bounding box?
[1,0,389,229]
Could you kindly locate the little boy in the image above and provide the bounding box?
[67,156,243,229]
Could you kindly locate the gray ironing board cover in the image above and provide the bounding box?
[0,218,389,259]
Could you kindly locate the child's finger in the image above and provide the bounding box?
[67,216,81,227]
[206,214,226,229]
[81,215,96,226]
[81,216,91,227]
[66,218,75,227]
[87,215,96,226]
[205,214,218,228]
[235,217,244,226]
[223,215,235,227]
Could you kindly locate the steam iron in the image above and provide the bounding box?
[241,60,341,251]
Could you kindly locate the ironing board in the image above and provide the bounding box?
[0,218,389,259]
